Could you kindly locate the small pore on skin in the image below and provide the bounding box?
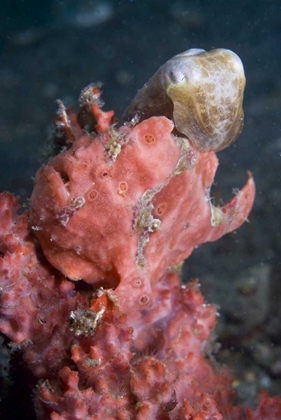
[144,134,155,144]
[155,202,167,216]
[87,188,99,201]
[139,294,149,305]
[118,181,128,196]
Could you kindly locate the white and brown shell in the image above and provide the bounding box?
[123,48,246,152]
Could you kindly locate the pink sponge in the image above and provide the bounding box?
[1,84,280,419]
[29,96,255,312]
[36,271,235,420]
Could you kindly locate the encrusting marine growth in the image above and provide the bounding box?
[29,48,253,313]
[0,48,280,419]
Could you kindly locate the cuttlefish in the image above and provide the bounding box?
[124,48,245,152]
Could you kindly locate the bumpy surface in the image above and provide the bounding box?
[0,192,88,378]
[1,192,281,419]
[29,93,255,312]
[1,49,280,419]
[37,271,235,420]
[0,192,237,419]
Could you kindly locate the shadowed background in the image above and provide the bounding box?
[0,0,281,417]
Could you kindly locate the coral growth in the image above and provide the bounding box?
[0,48,280,419]
[0,192,279,419]
[29,93,254,313]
